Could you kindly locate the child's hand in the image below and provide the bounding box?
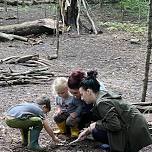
[53,136,64,143]
[70,112,77,119]
[56,107,62,113]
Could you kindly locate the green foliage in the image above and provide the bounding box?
[121,0,149,17]
[99,21,147,34]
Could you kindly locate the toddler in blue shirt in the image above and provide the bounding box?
[52,77,83,138]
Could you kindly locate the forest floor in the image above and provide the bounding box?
[0,1,152,152]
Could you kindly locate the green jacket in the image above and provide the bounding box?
[92,91,152,152]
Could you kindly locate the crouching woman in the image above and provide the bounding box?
[5,95,61,151]
[77,71,152,152]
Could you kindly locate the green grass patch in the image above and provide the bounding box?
[99,21,147,34]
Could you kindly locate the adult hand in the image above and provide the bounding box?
[77,128,90,141]
[89,122,96,132]
[52,136,65,143]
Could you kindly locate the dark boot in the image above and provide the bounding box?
[20,129,28,146]
[27,126,45,151]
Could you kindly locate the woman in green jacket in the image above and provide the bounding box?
[77,71,152,152]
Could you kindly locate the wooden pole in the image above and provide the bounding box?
[4,0,7,12]
[76,0,81,35]
[17,0,19,23]
[56,0,60,58]
[141,0,152,102]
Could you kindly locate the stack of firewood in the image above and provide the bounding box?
[0,54,65,86]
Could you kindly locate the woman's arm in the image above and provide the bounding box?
[96,102,121,132]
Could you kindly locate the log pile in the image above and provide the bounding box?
[0,54,66,87]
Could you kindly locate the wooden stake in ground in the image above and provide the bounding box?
[56,0,60,59]
[141,0,152,102]
[76,0,81,35]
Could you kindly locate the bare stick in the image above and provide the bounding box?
[76,0,81,35]
[56,0,60,58]
[0,56,19,63]
[81,0,97,34]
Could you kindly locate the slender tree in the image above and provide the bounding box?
[141,0,152,102]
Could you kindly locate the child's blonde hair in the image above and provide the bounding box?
[52,77,68,94]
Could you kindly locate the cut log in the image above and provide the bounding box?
[0,32,28,41]
[0,18,57,35]
[10,34,28,41]
[0,32,14,40]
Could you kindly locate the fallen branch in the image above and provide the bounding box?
[18,63,39,67]
[3,54,39,64]
[25,60,47,66]
[0,18,57,35]
[9,67,49,76]
[0,56,18,63]
[38,58,55,66]
[15,54,39,63]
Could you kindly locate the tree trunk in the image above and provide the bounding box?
[67,0,78,28]
[141,0,152,102]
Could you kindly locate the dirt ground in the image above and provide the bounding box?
[0,2,152,152]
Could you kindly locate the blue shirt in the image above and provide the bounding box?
[7,102,45,119]
[55,96,83,116]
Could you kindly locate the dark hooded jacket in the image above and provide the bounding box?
[92,91,152,152]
